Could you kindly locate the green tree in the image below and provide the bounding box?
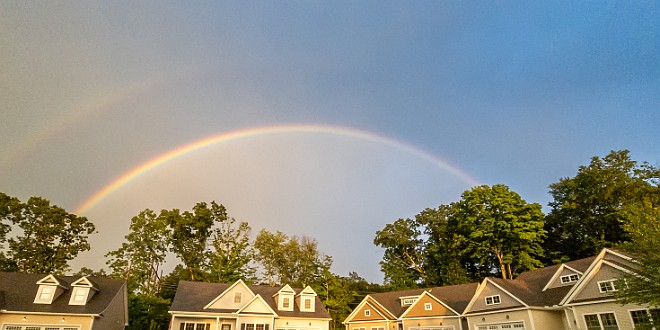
[451,184,546,279]
[127,294,171,330]
[616,191,660,308]
[106,209,170,296]
[163,201,227,281]
[7,196,95,274]
[373,218,424,289]
[0,193,21,271]
[207,219,256,283]
[418,206,474,285]
[545,150,660,262]
[253,229,332,288]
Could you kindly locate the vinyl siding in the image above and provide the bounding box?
[404,295,453,317]
[0,314,94,330]
[571,301,645,330]
[466,310,530,330]
[469,283,524,313]
[572,264,621,302]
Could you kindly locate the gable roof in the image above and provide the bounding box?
[170,281,331,319]
[0,272,126,316]
[367,282,479,318]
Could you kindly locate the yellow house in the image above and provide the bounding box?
[0,272,128,330]
[343,283,478,330]
[169,280,331,330]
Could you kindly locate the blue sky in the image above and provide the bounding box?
[1,1,658,282]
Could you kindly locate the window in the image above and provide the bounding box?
[222,325,231,330]
[256,325,264,330]
[424,302,432,311]
[371,327,385,330]
[598,280,618,293]
[561,274,580,284]
[39,287,53,300]
[240,324,268,330]
[364,309,371,317]
[283,297,290,308]
[631,309,660,329]
[584,313,619,330]
[234,292,242,303]
[304,298,312,310]
[485,295,501,305]
[402,298,417,306]
[180,324,211,330]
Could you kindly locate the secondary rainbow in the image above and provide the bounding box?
[75,124,480,215]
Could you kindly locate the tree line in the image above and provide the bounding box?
[1,149,658,329]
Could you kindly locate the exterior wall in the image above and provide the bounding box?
[547,267,580,290]
[208,284,254,309]
[0,313,94,330]
[469,283,524,313]
[529,310,564,330]
[401,316,461,330]
[570,301,647,330]
[572,264,620,302]
[404,295,452,317]
[91,285,127,330]
[465,310,530,330]
[274,317,329,330]
[352,302,390,322]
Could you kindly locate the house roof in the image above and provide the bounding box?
[170,281,331,319]
[0,272,125,316]
[368,282,479,317]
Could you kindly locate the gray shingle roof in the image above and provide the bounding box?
[368,282,479,316]
[170,281,331,319]
[0,272,126,315]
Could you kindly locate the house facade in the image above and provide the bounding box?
[346,248,658,330]
[169,280,331,330]
[0,272,128,330]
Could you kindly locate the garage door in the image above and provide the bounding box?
[3,325,80,330]
[475,322,525,330]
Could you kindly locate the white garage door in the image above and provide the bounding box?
[3,326,80,330]
[475,322,525,330]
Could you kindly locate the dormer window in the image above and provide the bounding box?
[297,285,317,312]
[485,295,501,305]
[68,276,98,305]
[283,297,290,309]
[304,298,312,310]
[560,274,580,284]
[400,296,418,306]
[34,275,65,304]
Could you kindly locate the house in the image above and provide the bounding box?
[0,272,128,330]
[169,280,332,330]
[346,248,658,330]
[462,256,595,330]
[343,283,479,330]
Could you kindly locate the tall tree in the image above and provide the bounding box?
[451,184,546,279]
[163,201,227,281]
[207,218,256,283]
[373,218,424,289]
[106,209,170,296]
[6,196,95,274]
[0,193,21,271]
[253,229,332,288]
[615,190,660,308]
[545,150,660,262]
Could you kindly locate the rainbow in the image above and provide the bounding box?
[74,124,480,215]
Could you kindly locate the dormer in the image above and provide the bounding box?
[296,286,317,312]
[273,284,295,311]
[34,274,67,304]
[69,276,99,305]
[399,295,419,307]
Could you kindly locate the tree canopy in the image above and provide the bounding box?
[1,194,96,274]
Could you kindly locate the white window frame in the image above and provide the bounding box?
[234,292,242,304]
[597,280,618,293]
[402,298,417,306]
[371,327,385,330]
[34,285,56,304]
[424,302,432,311]
[364,309,371,317]
[485,295,501,306]
[560,273,580,284]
